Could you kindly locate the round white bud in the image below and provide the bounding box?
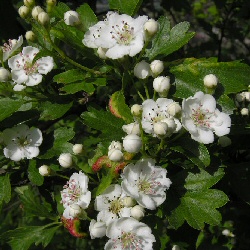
[24,0,35,7]
[123,134,142,153]
[131,205,145,220]
[121,197,136,207]
[164,118,177,134]
[150,60,164,76]
[241,108,249,116]
[172,245,181,250]
[25,31,36,41]
[134,60,151,79]
[38,12,50,26]
[244,92,250,102]
[97,47,107,59]
[72,144,83,155]
[218,136,232,147]
[144,19,159,36]
[69,204,82,218]
[0,68,11,82]
[38,165,50,176]
[167,102,182,117]
[153,76,171,95]
[153,122,168,136]
[222,229,235,237]
[58,153,73,168]
[122,122,140,135]
[64,10,81,26]
[18,6,30,19]
[203,74,218,88]
[108,148,123,162]
[89,220,106,239]
[32,6,44,20]
[235,92,245,103]
[131,104,142,116]
[108,141,123,151]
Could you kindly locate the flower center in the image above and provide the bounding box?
[12,136,31,147]
[61,179,81,206]
[2,39,16,52]
[113,230,143,250]
[16,52,39,75]
[110,199,124,214]
[191,106,213,128]
[138,179,151,193]
[110,21,134,45]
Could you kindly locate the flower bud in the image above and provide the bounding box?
[32,6,44,20]
[58,153,73,168]
[38,165,51,176]
[150,60,164,76]
[222,229,235,237]
[18,6,30,19]
[47,0,57,6]
[121,196,136,207]
[123,134,142,153]
[97,47,107,59]
[72,144,83,155]
[134,60,151,79]
[64,10,81,26]
[241,107,249,116]
[153,76,170,96]
[0,68,11,82]
[203,74,218,88]
[25,30,36,42]
[164,118,177,134]
[167,102,182,117]
[153,122,168,136]
[235,92,245,103]
[131,104,142,116]
[89,220,106,239]
[144,19,159,37]
[218,136,232,147]
[68,204,82,218]
[38,12,50,26]
[122,122,140,135]
[244,92,250,102]
[24,0,35,8]
[131,205,145,220]
[108,141,123,151]
[172,245,181,250]
[108,148,123,162]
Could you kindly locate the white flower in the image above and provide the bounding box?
[182,91,231,144]
[89,219,106,239]
[63,203,82,219]
[121,158,172,210]
[61,171,91,209]
[1,36,23,62]
[8,46,54,91]
[64,10,80,26]
[83,12,148,59]
[105,217,156,250]
[142,98,182,137]
[95,184,131,225]
[1,124,43,161]
[38,165,50,176]
[58,153,73,168]
[123,134,142,153]
[134,60,151,79]
[122,122,140,135]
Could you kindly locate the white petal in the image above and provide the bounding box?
[193,128,214,144]
[201,94,216,112]
[22,46,39,60]
[24,146,39,159]
[11,70,28,84]
[37,56,54,74]
[26,73,43,86]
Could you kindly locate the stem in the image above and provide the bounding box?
[137,89,145,101]
[142,80,150,99]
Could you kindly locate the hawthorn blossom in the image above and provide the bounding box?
[121,158,172,210]
[95,184,132,225]
[8,46,54,91]
[61,171,91,210]
[142,98,182,137]
[105,217,156,250]
[83,12,148,59]
[182,91,231,144]
[1,35,23,62]
[1,124,43,161]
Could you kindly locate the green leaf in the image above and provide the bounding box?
[81,106,125,140]
[109,91,134,123]
[28,160,44,186]
[60,81,95,94]
[171,58,250,113]
[77,3,98,32]
[108,0,143,16]
[0,174,11,210]
[95,169,116,196]
[39,101,72,120]
[145,17,195,60]
[168,169,228,230]
[0,98,24,122]
[17,186,56,219]
[39,127,75,159]
[53,69,85,84]
[1,223,61,250]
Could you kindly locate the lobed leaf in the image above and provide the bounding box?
[0,174,11,211]
[108,0,143,16]
[28,160,44,186]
